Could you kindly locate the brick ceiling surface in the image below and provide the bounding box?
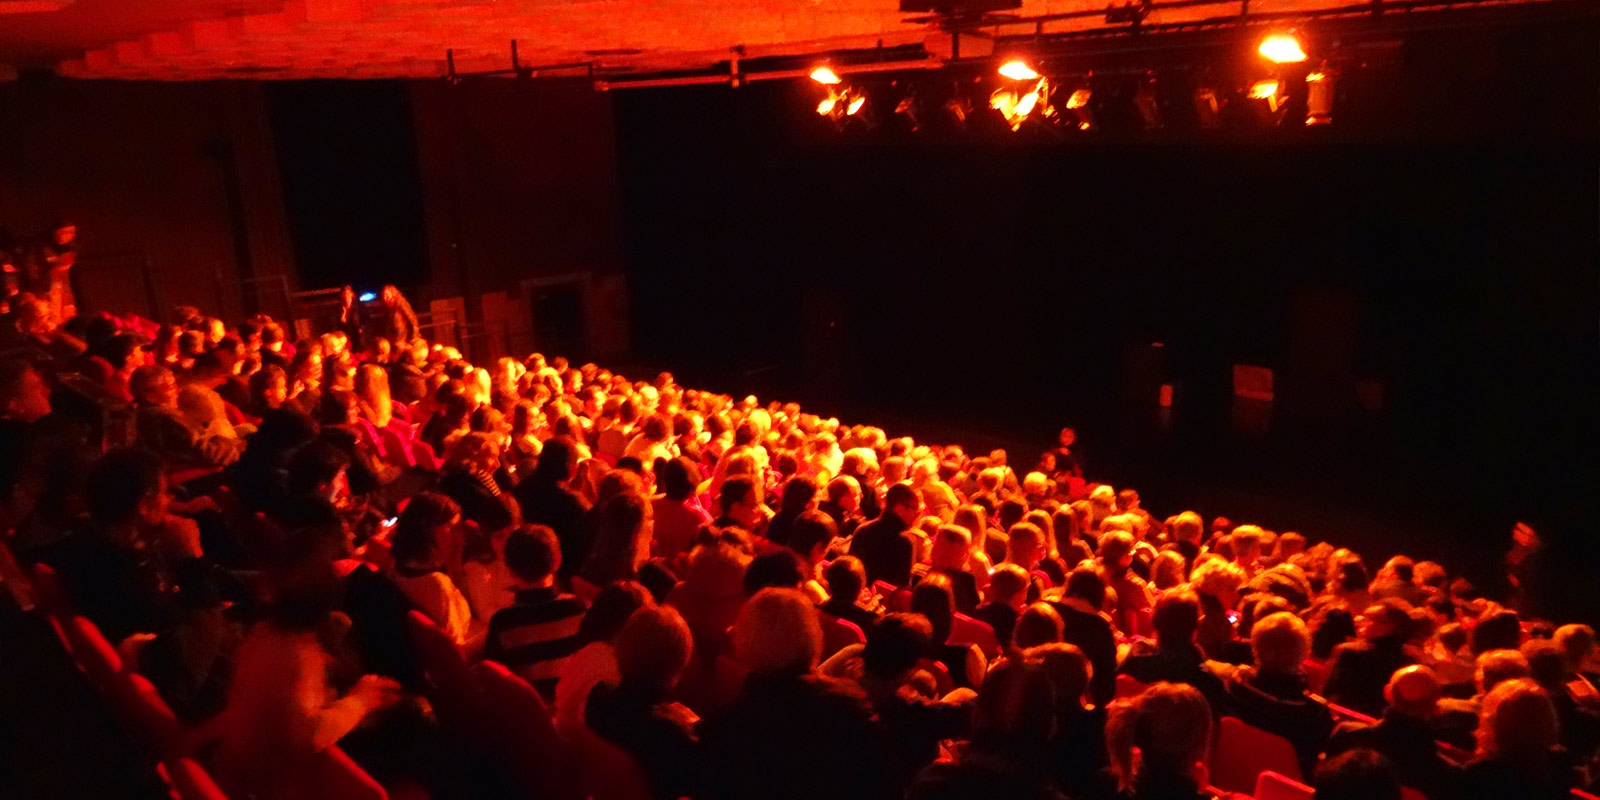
[0,0,1360,80]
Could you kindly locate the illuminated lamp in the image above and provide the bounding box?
[1249,79,1279,100]
[847,94,866,115]
[817,94,839,116]
[1258,33,1307,64]
[809,65,841,85]
[998,59,1039,81]
[1305,69,1335,126]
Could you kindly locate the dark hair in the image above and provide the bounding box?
[657,456,700,502]
[1064,565,1107,605]
[743,550,807,595]
[824,556,867,605]
[285,439,350,497]
[580,491,648,585]
[1152,589,1202,647]
[973,658,1056,752]
[1337,560,1370,593]
[720,476,756,516]
[265,526,343,632]
[614,456,645,476]
[864,613,934,679]
[1013,603,1065,649]
[884,483,919,515]
[87,448,164,526]
[779,476,819,515]
[1313,748,1401,800]
[1472,609,1523,654]
[575,581,653,645]
[503,525,561,584]
[1311,605,1357,660]
[389,492,460,566]
[788,510,837,559]
[910,573,956,644]
[531,438,575,484]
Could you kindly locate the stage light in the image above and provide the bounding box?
[1305,69,1335,126]
[359,291,377,302]
[1249,79,1279,100]
[1258,33,1307,64]
[998,59,1039,81]
[816,96,838,116]
[847,95,866,115]
[809,65,841,85]
[1065,89,1091,110]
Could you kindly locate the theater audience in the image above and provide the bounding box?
[1460,678,1576,799]
[1119,589,1228,707]
[1106,682,1219,800]
[1321,599,1416,716]
[1223,611,1335,776]
[1313,748,1403,800]
[1325,665,1463,797]
[553,580,652,730]
[585,605,701,800]
[851,483,921,586]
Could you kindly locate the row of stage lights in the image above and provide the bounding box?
[807,32,1333,134]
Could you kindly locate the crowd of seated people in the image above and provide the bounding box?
[1,243,1598,800]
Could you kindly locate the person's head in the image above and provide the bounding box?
[389,491,461,568]
[130,364,179,408]
[1475,648,1531,695]
[1313,748,1401,800]
[910,572,956,644]
[732,588,822,676]
[1006,522,1045,569]
[778,475,818,515]
[1379,555,1416,585]
[973,658,1056,750]
[1063,564,1108,608]
[504,524,561,587]
[929,525,973,571]
[285,439,350,500]
[1475,678,1559,762]
[1382,664,1442,719]
[86,448,166,528]
[264,526,342,633]
[585,490,651,583]
[615,605,694,692]
[743,550,807,595]
[1097,530,1136,572]
[1026,642,1091,714]
[824,555,868,606]
[986,563,1032,610]
[1151,589,1202,649]
[1106,682,1211,790]
[657,456,701,502]
[1521,638,1570,693]
[1013,602,1065,649]
[826,475,862,514]
[1170,511,1203,545]
[1152,550,1188,590]
[788,510,836,566]
[0,358,51,422]
[1554,624,1596,673]
[1357,599,1412,642]
[884,483,921,525]
[863,613,935,683]
[1190,558,1247,609]
[720,475,759,522]
[1471,609,1523,654]
[1250,611,1310,676]
[576,581,653,645]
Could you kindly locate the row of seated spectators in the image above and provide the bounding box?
[0,278,1597,800]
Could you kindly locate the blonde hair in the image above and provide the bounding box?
[1251,611,1310,674]
[1475,678,1558,761]
[1152,550,1188,591]
[1190,558,1248,599]
[732,588,822,675]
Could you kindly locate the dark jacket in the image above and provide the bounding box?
[1118,642,1228,710]
[699,672,895,800]
[437,466,515,534]
[586,682,702,800]
[1325,708,1463,798]
[1222,668,1335,778]
[1459,751,1576,800]
[511,478,591,580]
[1321,635,1413,717]
[1051,600,1119,707]
[849,512,915,587]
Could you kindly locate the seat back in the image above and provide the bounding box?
[1326,702,1377,726]
[64,614,123,691]
[1301,658,1329,693]
[1400,787,1428,800]
[1255,770,1314,800]
[950,612,1000,658]
[112,671,188,760]
[404,610,477,721]
[1115,673,1151,699]
[161,757,230,800]
[29,562,71,618]
[472,660,585,800]
[296,746,387,800]
[566,720,654,800]
[1212,716,1304,794]
[817,611,866,660]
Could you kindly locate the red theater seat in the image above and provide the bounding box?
[472,660,584,800]
[1401,787,1428,800]
[950,613,1000,659]
[28,562,71,619]
[161,757,229,800]
[404,610,477,722]
[1302,658,1328,693]
[112,671,188,760]
[298,746,388,800]
[1211,716,1303,795]
[64,615,123,691]
[1116,674,1151,699]
[817,611,866,659]
[567,720,654,800]
[1255,770,1314,800]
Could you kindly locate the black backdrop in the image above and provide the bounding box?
[612,17,1600,617]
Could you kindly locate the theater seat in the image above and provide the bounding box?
[950,613,1000,659]
[1255,770,1314,800]
[817,611,866,660]
[298,746,388,800]
[404,610,477,723]
[1302,658,1328,693]
[1401,787,1428,800]
[1211,716,1303,795]
[1326,702,1377,726]
[566,720,654,800]
[472,660,584,800]
[64,615,123,692]
[1115,674,1150,699]
[160,758,229,800]
[111,671,188,760]
[28,562,71,619]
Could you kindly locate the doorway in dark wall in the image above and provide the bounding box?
[267,80,428,293]
[526,278,588,361]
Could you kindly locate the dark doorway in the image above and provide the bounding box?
[529,280,587,361]
[267,80,428,293]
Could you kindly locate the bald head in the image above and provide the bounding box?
[1383,665,1441,718]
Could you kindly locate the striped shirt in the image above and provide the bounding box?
[485,586,588,695]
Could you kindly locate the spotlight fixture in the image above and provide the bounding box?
[847,94,867,115]
[1258,33,1307,64]
[815,83,871,127]
[816,96,839,116]
[998,59,1040,81]
[809,65,841,85]
[1249,79,1280,100]
[1305,69,1335,126]
[990,77,1050,131]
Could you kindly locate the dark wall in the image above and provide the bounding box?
[615,16,1600,612]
